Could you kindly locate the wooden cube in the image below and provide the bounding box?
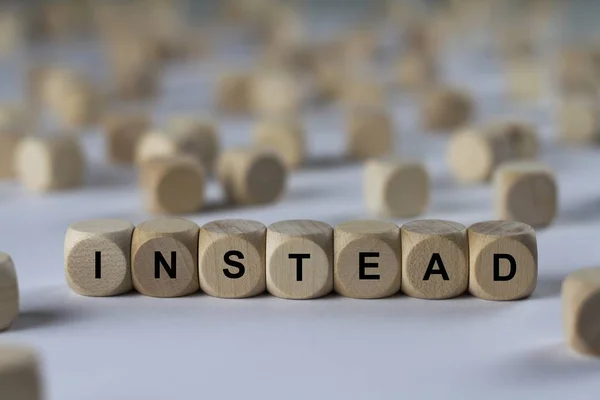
[131,218,200,297]
[488,121,539,160]
[0,252,18,331]
[506,58,545,101]
[266,220,333,299]
[396,51,438,91]
[334,220,401,299]
[421,87,474,131]
[447,127,515,183]
[0,106,28,179]
[217,147,287,206]
[252,117,305,169]
[401,220,468,299]
[0,345,42,400]
[112,65,160,101]
[341,79,386,110]
[199,219,266,298]
[103,112,150,164]
[347,108,395,160]
[64,219,134,297]
[364,158,429,218]
[250,69,303,118]
[139,156,205,215]
[562,267,600,356]
[216,72,252,114]
[468,221,537,301]
[494,162,557,228]
[558,50,599,95]
[15,135,86,192]
[558,98,600,145]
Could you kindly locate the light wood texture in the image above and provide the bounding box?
[250,69,304,118]
[488,121,539,160]
[131,218,200,297]
[0,252,18,331]
[494,161,557,228]
[421,87,474,131]
[139,156,205,214]
[14,135,86,192]
[217,147,287,206]
[396,51,438,91]
[341,79,386,109]
[199,219,266,298]
[0,134,21,179]
[0,345,42,400]
[562,267,600,356]
[347,108,394,160]
[364,158,430,218]
[0,106,28,179]
[216,72,252,114]
[558,50,598,96]
[401,220,468,299]
[266,220,333,299]
[252,117,305,169]
[506,58,545,100]
[64,219,134,297]
[558,97,600,145]
[468,221,537,301]
[103,112,150,164]
[334,220,401,299]
[447,126,514,183]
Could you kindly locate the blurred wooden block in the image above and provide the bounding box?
[347,108,394,160]
[494,162,557,228]
[488,121,539,160]
[64,219,134,297]
[199,219,266,298]
[401,220,468,299]
[131,218,199,297]
[0,106,29,179]
[251,69,304,118]
[558,50,599,96]
[104,112,150,164]
[562,267,600,356]
[558,98,600,145]
[468,221,537,301]
[140,156,205,215]
[0,10,25,55]
[396,51,438,91]
[341,79,386,110]
[0,252,18,331]
[136,116,220,174]
[266,220,333,299]
[0,345,42,400]
[506,58,545,101]
[421,87,474,131]
[216,72,252,114]
[113,65,160,101]
[252,117,305,169]
[15,135,85,192]
[334,220,401,299]
[447,127,514,183]
[217,147,287,206]
[364,158,430,218]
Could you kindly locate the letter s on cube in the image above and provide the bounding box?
[467,221,537,301]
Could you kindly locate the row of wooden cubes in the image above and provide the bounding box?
[65,218,538,301]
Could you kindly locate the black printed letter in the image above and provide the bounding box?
[155,251,177,279]
[288,254,310,281]
[423,253,450,281]
[493,254,516,281]
[359,252,380,280]
[223,250,245,279]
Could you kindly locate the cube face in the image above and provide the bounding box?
[0,346,42,400]
[266,220,333,299]
[199,220,266,299]
[401,220,468,299]
[334,221,401,299]
[0,253,18,331]
[105,115,150,164]
[559,101,599,144]
[253,119,305,169]
[347,110,393,160]
[468,221,538,301]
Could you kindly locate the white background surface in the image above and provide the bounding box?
[2,3,600,399]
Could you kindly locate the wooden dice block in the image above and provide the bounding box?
[489,121,539,160]
[347,108,394,160]
[562,267,600,356]
[15,135,86,192]
[401,220,468,299]
[364,158,430,218]
[0,346,42,400]
[468,221,537,301]
[334,220,401,299]
[0,134,21,179]
[217,147,287,206]
[103,112,150,164]
[558,98,600,145]
[199,219,266,298]
[506,58,545,100]
[0,252,18,331]
[216,72,252,114]
[447,127,514,183]
[113,65,160,101]
[421,87,474,131]
[396,51,438,91]
[64,219,134,297]
[494,162,557,228]
[250,69,303,118]
[55,80,104,129]
[140,156,205,214]
[341,79,386,110]
[131,218,200,297]
[252,117,305,169]
[0,106,28,179]
[166,116,220,174]
[558,50,598,95]
[266,220,333,299]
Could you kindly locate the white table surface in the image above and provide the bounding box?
[2,5,600,399]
